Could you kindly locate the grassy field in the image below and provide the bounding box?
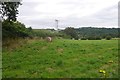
[2,39,118,78]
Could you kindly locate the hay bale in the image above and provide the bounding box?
[46,37,52,42]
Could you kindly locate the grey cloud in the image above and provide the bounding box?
[93,5,117,20]
[18,1,118,29]
[58,5,118,28]
[18,2,43,16]
[19,18,56,29]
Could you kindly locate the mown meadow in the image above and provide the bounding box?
[2,39,118,78]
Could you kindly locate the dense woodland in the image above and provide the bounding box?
[75,27,119,39]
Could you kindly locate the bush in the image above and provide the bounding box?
[95,37,102,40]
[87,37,95,40]
[2,20,32,40]
[74,36,79,40]
[106,36,111,40]
[63,27,78,40]
[87,36,101,40]
[81,37,87,40]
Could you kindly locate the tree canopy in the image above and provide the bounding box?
[64,27,79,40]
[1,2,33,40]
[1,2,21,22]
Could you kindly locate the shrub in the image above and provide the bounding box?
[74,37,79,40]
[95,37,102,40]
[2,20,32,40]
[87,37,95,40]
[106,36,112,40]
[87,36,101,40]
[81,37,87,40]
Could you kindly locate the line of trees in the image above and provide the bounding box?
[62,27,120,40]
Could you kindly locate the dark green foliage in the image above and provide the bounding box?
[63,27,79,39]
[27,27,32,31]
[1,2,21,21]
[106,36,112,40]
[81,37,87,40]
[75,27,119,39]
[87,36,101,40]
[62,27,119,40]
[87,37,96,40]
[1,2,33,41]
[2,20,33,40]
[95,37,102,40]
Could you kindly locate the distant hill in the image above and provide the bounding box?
[74,27,119,38]
[33,27,120,39]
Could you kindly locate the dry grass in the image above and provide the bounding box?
[3,38,28,51]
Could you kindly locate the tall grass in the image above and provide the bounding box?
[2,38,28,51]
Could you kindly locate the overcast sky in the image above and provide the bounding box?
[17,0,119,29]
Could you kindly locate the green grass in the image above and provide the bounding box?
[2,39,118,78]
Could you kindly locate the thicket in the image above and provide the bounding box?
[2,20,33,40]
